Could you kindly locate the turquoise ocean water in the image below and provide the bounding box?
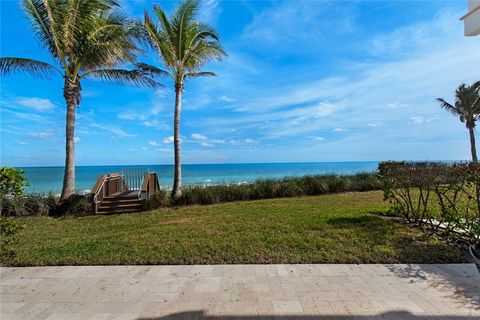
[19,162,380,194]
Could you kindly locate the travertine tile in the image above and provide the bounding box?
[1,264,478,319]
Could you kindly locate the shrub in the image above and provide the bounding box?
[0,167,28,197]
[171,172,381,206]
[55,194,93,216]
[1,193,58,216]
[148,190,170,209]
[378,161,480,247]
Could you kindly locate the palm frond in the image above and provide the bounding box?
[0,57,61,77]
[83,68,160,88]
[437,97,459,115]
[142,0,225,84]
[185,71,216,78]
[135,63,171,78]
[22,0,63,61]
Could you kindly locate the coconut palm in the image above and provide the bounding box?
[437,81,480,163]
[0,0,157,200]
[141,0,226,199]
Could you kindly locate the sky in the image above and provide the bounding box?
[1,0,479,167]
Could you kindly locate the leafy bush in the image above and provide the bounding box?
[378,161,480,247]
[0,167,28,196]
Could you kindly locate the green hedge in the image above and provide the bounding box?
[163,172,382,207]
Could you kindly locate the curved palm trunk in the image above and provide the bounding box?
[468,125,478,163]
[60,77,80,200]
[172,83,183,199]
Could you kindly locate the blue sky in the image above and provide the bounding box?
[1,0,479,166]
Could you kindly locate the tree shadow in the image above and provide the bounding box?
[138,310,479,320]
[385,264,480,311]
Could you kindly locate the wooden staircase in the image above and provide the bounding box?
[96,191,145,214]
[91,170,160,215]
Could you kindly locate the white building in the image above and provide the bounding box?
[461,0,480,36]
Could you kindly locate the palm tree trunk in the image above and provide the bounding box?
[468,125,478,163]
[172,82,183,199]
[60,77,80,200]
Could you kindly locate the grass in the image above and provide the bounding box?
[3,191,468,266]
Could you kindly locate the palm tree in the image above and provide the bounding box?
[0,0,157,200]
[437,81,480,163]
[141,0,226,199]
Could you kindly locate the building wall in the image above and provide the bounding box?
[462,0,480,36]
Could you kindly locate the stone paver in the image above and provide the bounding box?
[1,264,479,319]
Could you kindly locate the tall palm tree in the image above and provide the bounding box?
[0,0,157,200]
[437,81,480,163]
[141,0,226,199]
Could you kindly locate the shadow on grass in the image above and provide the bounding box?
[325,215,470,264]
[325,215,379,227]
[139,311,478,320]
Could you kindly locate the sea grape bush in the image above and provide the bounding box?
[378,161,480,246]
[0,167,28,197]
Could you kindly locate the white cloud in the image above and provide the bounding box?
[162,136,175,144]
[241,1,355,51]
[410,116,436,124]
[118,110,143,121]
[74,137,80,143]
[142,120,159,127]
[387,102,409,109]
[334,128,345,132]
[219,95,236,103]
[310,136,325,142]
[191,133,224,147]
[228,138,257,145]
[15,97,55,111]
[148,140,160,146]
[91,123,135,138]
[198,0,221,24]
[367,122,383,128]
[29,129,55,139]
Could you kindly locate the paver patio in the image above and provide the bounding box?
[1,264,479,319]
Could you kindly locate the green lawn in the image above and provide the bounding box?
[4,191,468,266]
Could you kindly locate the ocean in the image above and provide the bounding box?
[19,161,380,194]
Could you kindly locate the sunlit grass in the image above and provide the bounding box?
[4,191,468,266]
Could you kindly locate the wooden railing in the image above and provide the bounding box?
[140,172,161,198]
[91,173,128,213]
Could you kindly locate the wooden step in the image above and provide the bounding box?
[100,199,143,206]
[97,206,145,214]
[96,197,146,214]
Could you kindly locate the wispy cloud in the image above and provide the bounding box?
[219,95,236,103]
[29,129,55,139]
[410,116,436,124]
[198,0,221,24]
[191,133,225,147]
[91,123,135,138]
[15,97,55,111]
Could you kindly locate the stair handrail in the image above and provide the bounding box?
[92,173,124,204]
[138,174,145,200]
[92,174,109,205]
[140,172,160,201]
